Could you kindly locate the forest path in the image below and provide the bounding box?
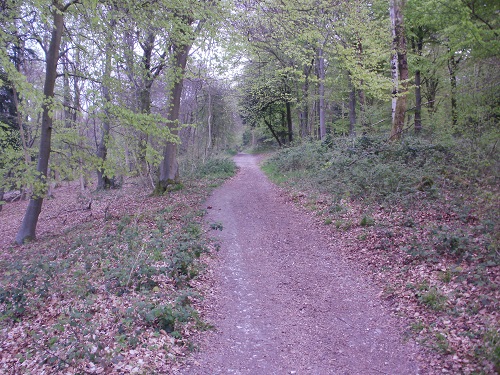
[180,153,420,375]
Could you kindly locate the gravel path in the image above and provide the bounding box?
[181,153,420,375]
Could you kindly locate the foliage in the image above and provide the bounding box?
[181,155,237,180]
[264,136,468,203]
[193,157,237,179]
[417,286,448,311]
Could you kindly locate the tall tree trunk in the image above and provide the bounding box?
[286,101,293,143]
[356,39,368,128]
[413,30,423,134]
[281,110,286,142]
[415,69,422,133]
[16,8,64,244]
[348,73,356,137]
[447,54,459,128]
[390,0,408,141]
[137,32,155,172]
[156,43,191,193]
[358,88,367,128]
[62,51,72,128]
[73,49,80,125]
[97,16,116,190]
[300,61,313,138]
[318,48,326,140]
[73,50,86,191]
[12,42,32,196]
[390,13,398,126]
[12,87,31,167]
[206,88,212,155]
[423,74,439,115]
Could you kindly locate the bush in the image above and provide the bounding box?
[264,136,451,203]
[191,157,236,179]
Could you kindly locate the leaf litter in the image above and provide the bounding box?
[0,175,227,374]
[284,188,499,374]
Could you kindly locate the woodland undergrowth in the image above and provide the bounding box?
[263,136,499,374]
[0,156,236,374]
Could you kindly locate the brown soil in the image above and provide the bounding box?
[180,154,421,374]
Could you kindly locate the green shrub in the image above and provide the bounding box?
[431,225,472,258]
[418,287,447,311]
[264,136,452,203]
[360,215,375,227]
[195,157,236,178]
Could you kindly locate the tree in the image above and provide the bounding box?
[96,7,117,190]
[0,72,18,212]
[157,41,192,191]
[156,0,220,193]
[390,0,408,141]
[405,0,499,136]
[16,0,77,244]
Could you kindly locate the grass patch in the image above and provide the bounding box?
[418,287,448,311]
[180,155,237,182]
[360,215,375,227]
[194,158,237,179]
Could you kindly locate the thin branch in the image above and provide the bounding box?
[55,72,102,84]
[62,0,81,12]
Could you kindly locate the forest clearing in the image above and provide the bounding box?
[1,0,499,374]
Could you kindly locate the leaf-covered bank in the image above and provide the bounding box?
[263,138,499,374]
[0,157,236,374]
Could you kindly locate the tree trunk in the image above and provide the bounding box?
[206,88,212,155]
[390,0,408,141]
[423,74,439,115]
[73,49,80,125]
[448,54,458,128]
[97,15,116,190]
[348,73,356,137]
[62,51,72,128]
[12,87,31,167]
[318,48,326,140]
[74,50,85,191]
[300,61,313,138]
[415,69,422,134]
[286,101,293,143]
[358,88,367,128]
[390,6,398,126]
[264,118,283,147]
[356,39,368,128]
[16,8,64,244]
[413,30,423,134]
[156,43,191,193]
[12,42,32,195]
[137,32,156,172]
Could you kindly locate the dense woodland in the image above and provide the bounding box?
[0,0,498,241]
[0,0,499,373]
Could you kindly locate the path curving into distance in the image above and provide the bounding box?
[180,153,420,375]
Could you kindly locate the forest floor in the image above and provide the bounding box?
[0,152,498,374]
[0,169,232,374]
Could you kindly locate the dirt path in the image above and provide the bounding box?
[181,154,420,374]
